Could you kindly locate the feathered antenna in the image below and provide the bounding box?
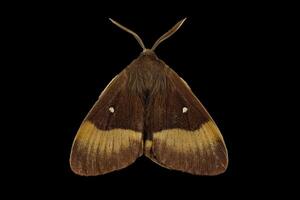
[151,18,187,51]
[109,18,187,52]
[109,18,146,51]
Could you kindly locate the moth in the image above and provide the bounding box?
[70,18,228,176]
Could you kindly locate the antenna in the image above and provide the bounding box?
[109,18,146,51]
[109,18,187,52]
[151,18,187,51]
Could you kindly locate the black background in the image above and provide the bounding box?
[6,1,294,197]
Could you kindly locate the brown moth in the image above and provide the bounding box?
[70,18,228,176]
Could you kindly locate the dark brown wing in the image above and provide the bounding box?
[70,71,144,176]
[146,68,228,175]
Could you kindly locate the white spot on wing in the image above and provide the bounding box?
[182,107,188,113]
[109,107,114,113]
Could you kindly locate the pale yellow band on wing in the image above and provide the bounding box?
[70,121,143,176]
[149,121,228,175]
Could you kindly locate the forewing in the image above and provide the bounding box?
[70,72,144,176]
[147,68,228,175]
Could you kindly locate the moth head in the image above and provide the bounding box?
[141,49,155,56]
[109,18,187,53]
